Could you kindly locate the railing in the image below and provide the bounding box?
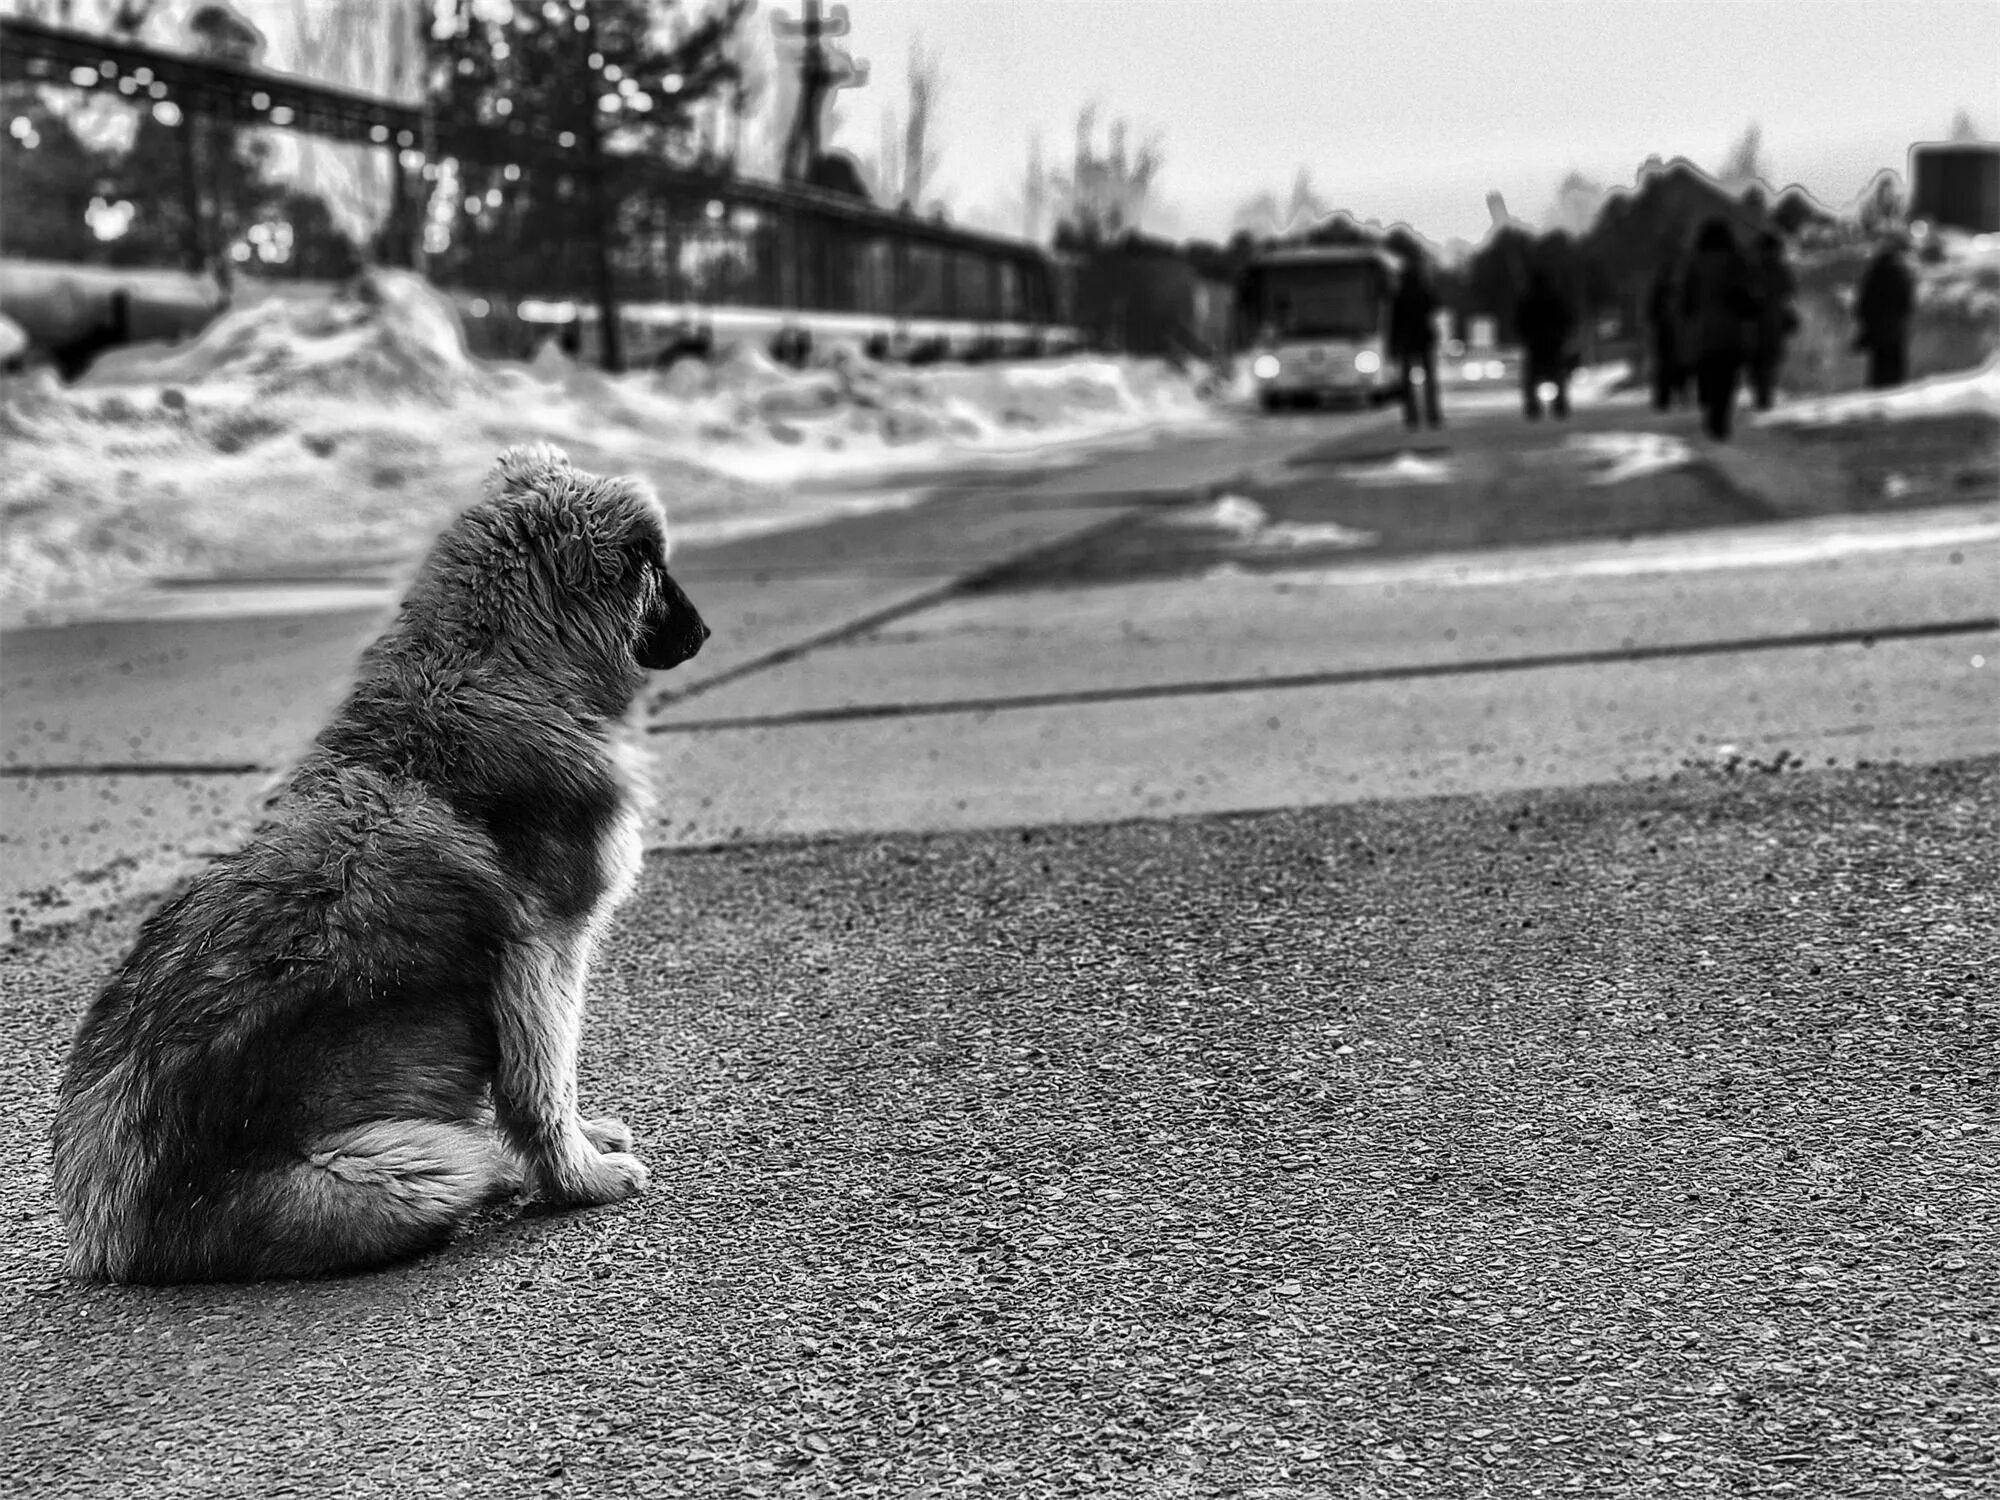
[0,14,1071,367]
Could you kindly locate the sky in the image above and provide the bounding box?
[815,0,2000,244]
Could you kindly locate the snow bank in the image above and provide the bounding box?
[1566,432,1693,484]
[1169,493,1378,551]
[1,270,1220,619]
[1758,354,2000,428]
[1338,452,1455,485]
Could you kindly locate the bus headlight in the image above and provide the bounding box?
[1251,354,1281,381]
[1462,360,1484,381]
[1353,349,1381,375]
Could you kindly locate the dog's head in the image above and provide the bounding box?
[409,445,709,708]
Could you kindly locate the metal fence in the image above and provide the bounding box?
[0,13,1069,368]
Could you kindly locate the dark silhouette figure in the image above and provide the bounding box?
[1853,238,1916,389]
[1389,252,1443,429]
[806,150,871,200]
[1515,264,1575,420]
[1747,230,1798,411]
[51,288,134,384]
[1645,256,1688,411]
[1678,217,1760,440]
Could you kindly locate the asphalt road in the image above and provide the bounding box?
[6,399,1996,929]
[2,760,1995,1497]
[1,394,1996,1496]
[0,413,1379,929]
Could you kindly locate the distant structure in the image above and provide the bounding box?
[184,1,265,66]
[1910,141,2000,234]
[771,0,870,188]
[1486,191,1511,230]
[806,150,870,200]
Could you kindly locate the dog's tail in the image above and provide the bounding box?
[59,1120,521,1283]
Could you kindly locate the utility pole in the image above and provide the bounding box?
[771,0,868,186]
[572,0,623,372]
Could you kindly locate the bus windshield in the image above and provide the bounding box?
[1257,263,1385,341]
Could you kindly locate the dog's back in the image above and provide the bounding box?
[51,764,527,1281]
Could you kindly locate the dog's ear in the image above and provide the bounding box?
[483,443,574,504]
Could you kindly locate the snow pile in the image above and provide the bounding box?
[1168,494,1270,539]
[1919,236,2000,321]
[1,271,1219,618]
[1758,354,2000,428]
[1338,452,1455,485]
[1169,493,1378,551]
[1569,362,1636,404]
[1566,432,1693,484]
[83,271,482,402]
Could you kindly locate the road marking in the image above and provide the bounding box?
[1232,513,2000,590]
[648,616,2000,735]
[646,506,1157,713]
[1,759,270,779]
[6,582,397,629]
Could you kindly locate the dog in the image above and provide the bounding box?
[49,444,708,1283]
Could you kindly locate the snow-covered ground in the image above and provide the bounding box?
[0,271,1222,622]
[1755,352,2000,427]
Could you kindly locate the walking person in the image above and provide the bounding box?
[1678,217,1759,440]
[1515,262,1575,420]
[1746,230,1799,412]
[1390,249,1443,429]
[1853,235,1916,389]
[1645,254,1687,411]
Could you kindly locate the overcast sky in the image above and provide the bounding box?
[818,0,2000,243]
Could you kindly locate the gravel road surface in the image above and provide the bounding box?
[3,758,1995,1498]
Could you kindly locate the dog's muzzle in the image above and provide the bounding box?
[636,572,709,671]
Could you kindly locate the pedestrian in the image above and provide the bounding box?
[1645,253,1687,411]
[1515,262,1575,420]
[1678,216,1759,440]
[1746,229,1799,412]
[1390,249,1443,429]
[1853,234,1916,390]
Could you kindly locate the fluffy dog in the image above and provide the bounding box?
[50,444,708,1283]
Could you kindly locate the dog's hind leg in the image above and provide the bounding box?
[238,1119,522,1279]
[489,935,649,1208]
[80,1119,521,1283]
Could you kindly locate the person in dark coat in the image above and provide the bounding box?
[1746,230,1799,412]
[1678,217,1760,440]
[1515,264,1575,420]
[1389,251,1443,429]
[1853,236,1916,389]
[1645,255,1688,411]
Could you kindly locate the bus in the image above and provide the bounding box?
[1238,245,1400,411]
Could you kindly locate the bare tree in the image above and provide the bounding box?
[901,35,944,209]
[1718,122,1771,189]
[1022,128,1048,239]
[1049,105,1163,244]
[1542,168,1604,236]
[1230,166,1328,238]
[1856,169,1905,234]
[869,103,905,204]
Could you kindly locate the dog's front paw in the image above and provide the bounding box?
[546,1150,650,1207]
[580,1116,635,1154]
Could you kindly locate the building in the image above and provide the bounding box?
[1909,141,2000,235]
